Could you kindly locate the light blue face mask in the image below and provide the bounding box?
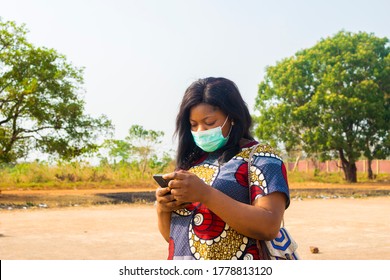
[191,116,231,152]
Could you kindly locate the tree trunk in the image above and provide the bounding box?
[338,149,357,183]
[311,157,320,176]
[367,158,374,180]
[292,155,300,172]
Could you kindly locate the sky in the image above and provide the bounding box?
[1,0,390,155]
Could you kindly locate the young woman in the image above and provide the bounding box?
[155,77,290,260]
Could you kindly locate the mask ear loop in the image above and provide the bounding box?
[219,115,232,139]
[221,115,229,129]
[224,118,234,139]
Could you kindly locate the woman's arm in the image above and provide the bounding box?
[155,187,187,242]
[156,208,171,242]
[165,170,286,240]
[201,187,285,240]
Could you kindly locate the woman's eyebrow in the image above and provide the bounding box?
[190,115,215,122]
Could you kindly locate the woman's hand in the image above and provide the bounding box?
[163,170,210,203]
[155,186,185,213]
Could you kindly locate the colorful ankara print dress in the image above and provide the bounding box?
[168,141,290,260]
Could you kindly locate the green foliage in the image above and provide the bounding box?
[148,152,174,173]
[0,19,113,163]
[126,124,165,173]
[254,31,390,182]
[99,125,172,175]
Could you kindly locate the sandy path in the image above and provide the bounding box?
[1,197,389,260]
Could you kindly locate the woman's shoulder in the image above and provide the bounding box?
[237,139,283,161]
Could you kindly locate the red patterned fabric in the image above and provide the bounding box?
[168,142,290,260]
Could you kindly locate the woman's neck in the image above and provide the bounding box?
[239,138,255,147]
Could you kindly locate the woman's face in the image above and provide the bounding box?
[189,103,232,138]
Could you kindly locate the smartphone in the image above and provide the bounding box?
[153,174,171,188]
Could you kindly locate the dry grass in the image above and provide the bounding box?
[0,164,389,209]
[0,161,172,191]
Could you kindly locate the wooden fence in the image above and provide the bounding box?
[286,159,390,174]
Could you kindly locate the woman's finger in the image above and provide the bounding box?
[162,172,175,181]
[155,187,169,197]
[163,169,187,181]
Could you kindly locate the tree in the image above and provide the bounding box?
[101,139,132,165]
[0,20,113,163]
[100,125,170,174]
[125,125,166,174]
[254,31,390,183]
